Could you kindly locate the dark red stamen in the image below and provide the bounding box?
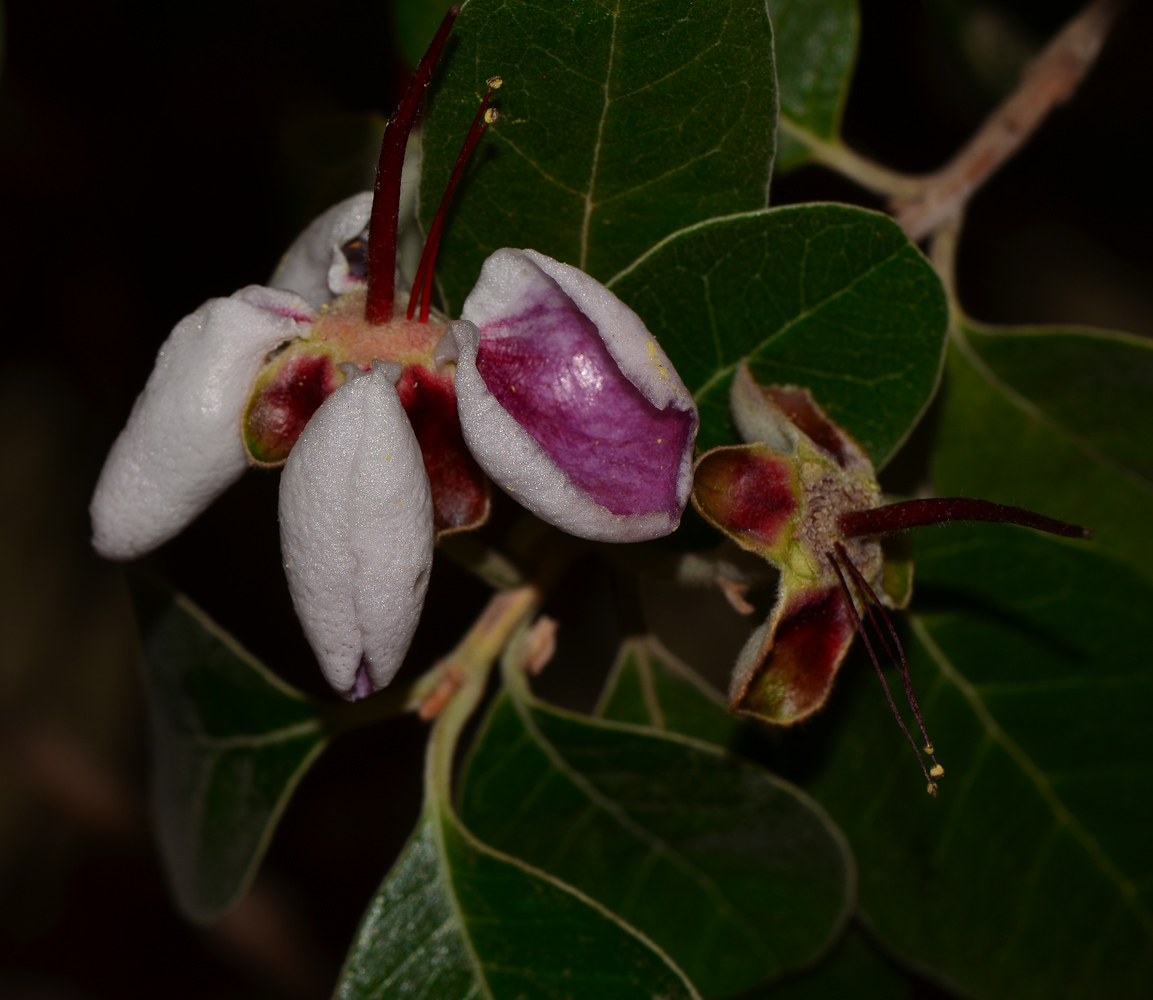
[835,543,943,781]
[840,498,1092,541]
[408,79,502,323]
[365,4,461,325]
[828,551,937,794]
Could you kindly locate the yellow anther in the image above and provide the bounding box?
[484,108,500,124]
[487,75,503,89]
[929,764,945,778]
[923,743,935,755]
[927,781,939,797]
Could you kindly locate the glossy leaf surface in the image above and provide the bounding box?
[421,0,777,312]
[337,807,699,999]
[595,636,741,747]
[769,0,859,172]
[460,673,854,998]
[131,577,327,923]
[799,524,1153,999]
[937,322,1153,583]
[608,205,948,464]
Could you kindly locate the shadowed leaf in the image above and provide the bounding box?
[799,524,1153,999]
[131,577,327,923]
[336,805,700,999]
[460,670,855,998]
[770,0,859,172]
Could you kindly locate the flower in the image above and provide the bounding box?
[90,7,697,701]
[693,363,1090,794]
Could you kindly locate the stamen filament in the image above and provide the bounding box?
[828,551,937,794]
[835,543,943,777]
[365,4,461,325]
[839,498,1092,540]
[409,78,503,323]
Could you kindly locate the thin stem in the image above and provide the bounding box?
[840,498,1093,540]
[365,5,460,325]
[439,534,528,590]
[893,0,1123,241]
[778,117,927,200]
[928,213,963,317]
[828,552,936,793]
[408,81,501,323]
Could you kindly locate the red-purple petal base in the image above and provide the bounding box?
[396,364,490,536]
[732,584,856,724]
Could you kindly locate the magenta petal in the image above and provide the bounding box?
[474,278,694,517]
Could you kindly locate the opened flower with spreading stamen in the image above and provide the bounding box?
[90,6,698,700]
[693,363,1091,794]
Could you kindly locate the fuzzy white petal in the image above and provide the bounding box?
[730,364,798,453]
[455,249,698,542]
[451,320,679,542]
[91,287,312,560]
[278,365,433,698]
[270,192,373,308]
[462,249,693,413]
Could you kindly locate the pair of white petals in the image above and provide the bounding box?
[91,193,697,699]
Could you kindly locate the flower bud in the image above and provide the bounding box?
[278,362,434,699]
[91,286,313,560]
[450,248,698,542]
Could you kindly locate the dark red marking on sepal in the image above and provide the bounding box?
[733,585,856,724]
[692,444,796,553]
[408,85,498,324]
[396,364,490,536]
[244,351,342,466]
[840,497,1092,540]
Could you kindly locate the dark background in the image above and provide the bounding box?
[1,0,1149,997]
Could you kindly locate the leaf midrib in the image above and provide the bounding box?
[182,719,323,750]
[910,615,1153,940]
[508,693,768,951]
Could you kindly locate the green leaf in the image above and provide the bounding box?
[130,577,327,923]
[757,925,915,1000]
[595,643,923,998]
[937,322,1153,584]
[421,0,778,312]
[801,524,1153,998]
[393,0,448,68]
[460,676,854,998]
[768,0,859,173]
[608,205,949,464]
[336,805,700,999]
[595,635,741,747]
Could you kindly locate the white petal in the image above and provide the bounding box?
[730,364,798,454]
[462,249,693,412]
[451,320,682,543]
[455,249,698,542]
[269,192,373,308]
[278,364,434,699]
[91,286,313,560]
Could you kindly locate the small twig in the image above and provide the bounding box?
[893,0,1123,241]
[417,585,543,719]
[778,117,928,200]
[928,213,964,314]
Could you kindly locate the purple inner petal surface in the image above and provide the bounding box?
[476,283,693,517]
